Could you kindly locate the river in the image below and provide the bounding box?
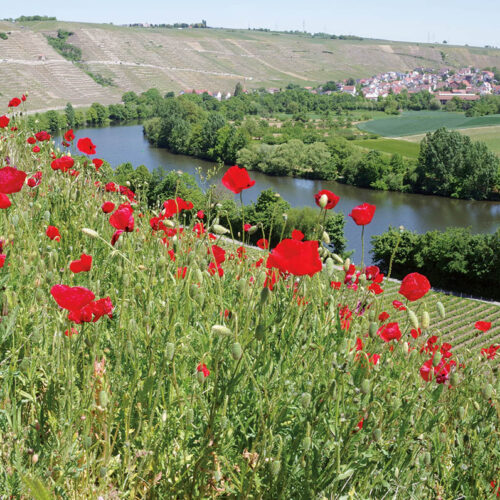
[55,124,500,264]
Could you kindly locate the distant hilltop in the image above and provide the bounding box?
[1,19,500,110]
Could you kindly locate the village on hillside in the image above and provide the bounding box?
[183,67,500,105]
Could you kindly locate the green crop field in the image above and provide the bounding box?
[357,111,500,137]
[351,138,420,158]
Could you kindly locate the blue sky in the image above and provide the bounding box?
[3,0,499,48]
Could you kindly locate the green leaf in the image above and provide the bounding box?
[22,476,53,500]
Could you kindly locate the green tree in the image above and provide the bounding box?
[234,82,244,97]
[65,102,75,128]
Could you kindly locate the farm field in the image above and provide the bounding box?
[357,110,500,137]
[400,124,500,155]
[351,137,420,158]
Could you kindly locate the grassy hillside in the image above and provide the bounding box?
[2,20,500,110]
[357,110,500,137]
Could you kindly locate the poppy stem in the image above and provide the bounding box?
[361,226,365,269]
[239,192,245,244]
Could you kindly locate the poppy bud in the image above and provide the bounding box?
[360,379,370,395]
[231,342,242,360]
[248,225,258,235]
[458,406,465,419]
[82,227,99,238]
[190,284,199,298]
[32,454,39,465]
[402,341,409,354]
[212,224,229,235]
[302,436,312,451]
[423,452,431,466]
[99,390,109,408]
[343,258,351,272]
[164,219,175,228]
[369,322,378,338]
[197,371,206,383]
[255,322,265,340]
[322,231,330,244]
[372,428,382,442]
[166,342,175,361]
[422,311,430,329]
[300,392,311,408]
[332,253,343,264]
[436,301,445,319]
[407,310,419,330]
[260,287,270,305]
[449,372,459,387]
[481,383,493,399]
[271,460,281,476]
[211,325,232,336]
[432,351,442,367]
[358,273,367,285]
[325,257,334,274]
[318,194,328,208]
[195,269,204,284]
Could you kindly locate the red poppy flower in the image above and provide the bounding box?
[330,281,341,289]
[197,363,210,377]
[364,265,380,281]
[0,193,11,209]
[27,137,36,144]
[481,344,499,360]
[208,261,224,277]
[410,328,422,339]
[193,222,205,236]
[392,300,406,311]
[70,253,92,273]
[197,210,204,219]
[243,223,252,232]
[46,226,61,241]
[111,229,123,246]
[35,131,51,142]
[32,146,40,153]
[92,158,103,170]
[257,238,269,249]
[378,311,389,321]
[0,167,27,194]
[377,322,402,342]
[110,204,134,232]
[77,137,96,155]
[266,239,322,277]
[64,327,78,337]
[349,203,376,226]
[291,229,304,241]
[314,189,340,210]
[176,267,187,279]
[21,94,27,101]
[475,321,491,332]
[8,97,21,107]
[64,129,75,142]
[368,283,383,295]
[0,254,5,268]
[51,156,75,172]
[221,165,255,194]
[209,245,226,265]
[101,202,115,213]
[399,272,431,302]
[0,115,9,128]
[105,182,117,192]
[163,197,193,218]
[50,285,95,311]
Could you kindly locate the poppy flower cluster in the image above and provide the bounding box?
[419,337,456,384]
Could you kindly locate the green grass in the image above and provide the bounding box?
[0,109,499,497]
[352,138,420,158]
[357,111,500,137]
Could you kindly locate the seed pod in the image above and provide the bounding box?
[481,383,493,399]
[436,301,445,319]
[449,372,459,387]
[211,325,232,336]
[372,428,382,442]
[99,390,109,408]
[422,311,430,329]
[248,225,258,235]
[325,257,334,274]
[271,460,281,476]
[255,322,266,341]
[343,258,351,272]
[322,231,330,244]
[408,309,419,330]
[332,253,343,264]
[369,322,378,338]
[360,379,371,395]
[402,342,409,354]
[260,287,270,305]
[302,436,312,451]
[458,406,465,419]
[423,452,431,466]
[300,392,312,409]
[166,342,175,361]
[212,224,229,235]
[231,342,242,361]
[432,351,442,367]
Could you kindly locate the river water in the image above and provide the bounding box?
[56,124,499,264]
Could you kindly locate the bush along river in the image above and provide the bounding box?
[55,124,500,264]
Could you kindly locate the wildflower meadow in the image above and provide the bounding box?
[0,96,499,498]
